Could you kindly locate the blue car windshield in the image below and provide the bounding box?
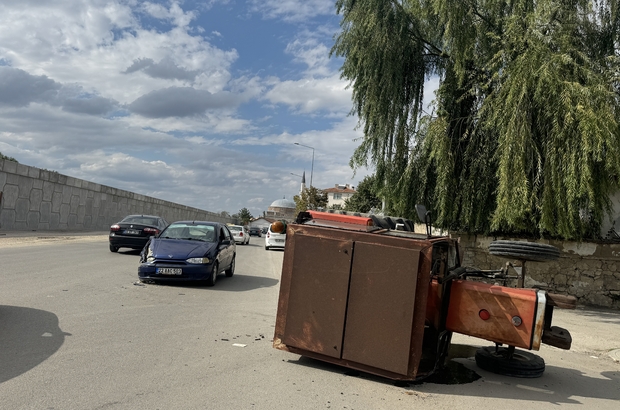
[160,224,216,242]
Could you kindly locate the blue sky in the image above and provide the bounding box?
[0,1,432,217]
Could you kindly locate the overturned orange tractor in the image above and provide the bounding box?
[273,209,575,380]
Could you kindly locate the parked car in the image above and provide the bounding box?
[228,225,250,245]
[265,221,287,250]
[249,227,262,237]
[138,221,236,286]
[109,214,168,252]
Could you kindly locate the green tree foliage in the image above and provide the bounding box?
[236,207,253,225]
[332,0,620,240]
[344,175,382,213]
[0,152,17,162]
[294,187,328,213]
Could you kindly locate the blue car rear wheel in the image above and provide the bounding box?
[225,256,235,277]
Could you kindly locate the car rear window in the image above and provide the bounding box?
[122,216,158,225]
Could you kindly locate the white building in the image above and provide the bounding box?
[323,184,356,209]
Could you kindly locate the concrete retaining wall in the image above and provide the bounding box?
[0,159,234,231]
[459,235,620,309]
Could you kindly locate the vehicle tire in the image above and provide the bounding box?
[109,244,119,252]
[207,262,218,287]
[225,256,235,277]
[488,240,560,262]
[475,346,545,378]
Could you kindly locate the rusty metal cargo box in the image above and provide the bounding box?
[273,222,455,380]
[273,210,575,380]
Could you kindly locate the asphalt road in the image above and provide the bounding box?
[0,233,619,409]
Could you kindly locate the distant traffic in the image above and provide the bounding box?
[109,214,288,284]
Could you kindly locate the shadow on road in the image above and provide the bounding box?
[211,274,279,291]
[569,306,620,325]
[112,249,142,256]
[142,274,279,292]
[452,359,620,404]
[285,347,620,404]
[0,305,70,384]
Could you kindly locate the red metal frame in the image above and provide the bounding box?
[307,210,373,226]
[443,280,540,349]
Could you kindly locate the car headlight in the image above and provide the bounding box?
[186,257,210,264]
[146,247,155,262]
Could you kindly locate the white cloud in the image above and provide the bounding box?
[0,1,137,64]
[423,76,440,114]
[0,1,238,105]
[231,115,370,191]
[285,38,332,76]
[123,57,200,82]
[0,1,372,216]
[128,86,242,118]
[128,113,253,134]
[141,1,197,28]
[0,67,61,107]
[264,74,352,114]
[249,0,335,22]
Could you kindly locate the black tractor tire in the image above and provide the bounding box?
[488,240,560,262]
[109,244,119,253]
[370,215,391,229]
[475,346,545,378]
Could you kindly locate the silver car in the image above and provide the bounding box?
[228,225,250,245]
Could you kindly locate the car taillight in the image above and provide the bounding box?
[239,232,244,236]
[144,227,159,234]
[110,224,120,231]
[267,232,270,238]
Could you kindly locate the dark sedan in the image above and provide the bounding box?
[138,221,236,286]
[109,215,168,252]
[249,227,262,237]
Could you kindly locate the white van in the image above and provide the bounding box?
[265,221,286,250]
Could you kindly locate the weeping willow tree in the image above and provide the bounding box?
[332,0,620,240]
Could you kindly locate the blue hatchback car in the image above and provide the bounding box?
[138,221,236,286]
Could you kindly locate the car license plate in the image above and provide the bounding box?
[157,268,182,275]
[275,239,284,243]
[125,229,139,235]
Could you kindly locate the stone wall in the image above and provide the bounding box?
[458,235,620,309]
[0,159,234,231]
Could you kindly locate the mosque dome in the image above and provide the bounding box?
[270,198,296,209]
